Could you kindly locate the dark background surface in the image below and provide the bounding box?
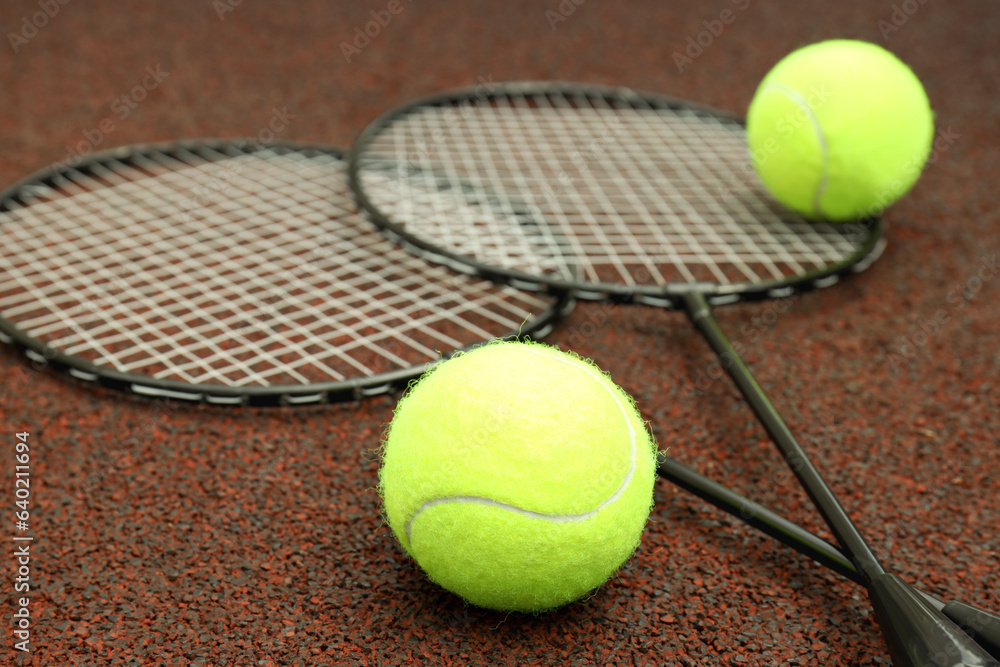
[1,1,998,665]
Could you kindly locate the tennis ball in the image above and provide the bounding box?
[746,39,934,221]
[379,340,657,613]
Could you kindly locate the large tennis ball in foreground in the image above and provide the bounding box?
[379,341,657,612]
[746,39,934,221]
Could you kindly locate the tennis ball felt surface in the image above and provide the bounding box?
[379,341,657,613]
[746,39,934,221]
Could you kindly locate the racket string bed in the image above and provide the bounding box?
[0,142,567,404]
[351,86,875,301]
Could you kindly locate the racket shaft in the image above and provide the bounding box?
[657,454,861,584]
[678,292,999,664]
[679,291,883,581]
[657,455,1000,660]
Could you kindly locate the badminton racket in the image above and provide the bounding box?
[0,140,570,406]
[347,82,997,666]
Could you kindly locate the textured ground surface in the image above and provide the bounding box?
[1,1,998,665]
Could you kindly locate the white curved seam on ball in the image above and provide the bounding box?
[763,82,830,218]
[403,347,638,544]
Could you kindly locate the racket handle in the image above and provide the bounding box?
[659,455,1000,659]
[869,573,999,666]
[942,600,1000,661]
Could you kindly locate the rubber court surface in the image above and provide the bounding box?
[0,1,997,665]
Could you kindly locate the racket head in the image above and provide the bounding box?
[0,140,570,406]
[348,81,886,307]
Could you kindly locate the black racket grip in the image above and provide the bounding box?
[870,574,999,666]
[943,600,1000,661]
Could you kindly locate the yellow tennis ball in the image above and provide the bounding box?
[746,39,934,221]
[379,340,657,613]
